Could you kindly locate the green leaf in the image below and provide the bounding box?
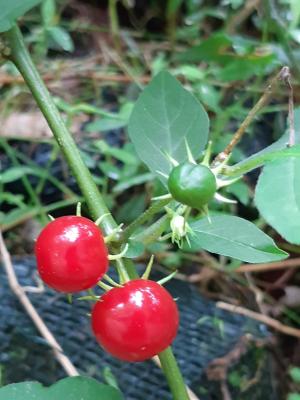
[47,26,74,52]
[115,194,146,224]
[102,367,119,390]
[41,0,56,27]
[113,172,154,193]
[189,215,288,263]
[290,0,300,29]
[1,166,37,183]
[128,71,209,183]
[232,131,289,171]
[195,83,221,112]
[255,155,300,244]
[172,65,205,81]
[176,33,233,63]
[86,102,133,132]
[0,192,25,208]
[294,107,300,144]
[225,180,250,205]
[95,140,138,165]
[99,162,122,180]
[0,205,37,227]
[216,53,276,82]
[87,118,128,132]
[290,367,300,383]
[0,0,42,33]
[0,377,124,400]
[288,394,300,400]
[125,239,145,258]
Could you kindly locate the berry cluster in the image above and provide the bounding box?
[35,216,179,362]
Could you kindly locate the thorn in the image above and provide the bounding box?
[95,213,111,226]
[201,205,211,223]
[184,138,196,164]
[66,293,72,304]
[185,234,191,248]
[104,224,123,243]
[141,255,155,280]
[156,170,169,179]
[151,194,172,201]
[211,153,232,174]
[164,152,179,167]
[214,192,237,204]
[216,176,240,188]
[108,243,129,260]
[157,270,177,285]
[97,281,113,292]
[103,274,123,287]
[202,140,213,166]
[48,214,55,221]
[76,202,82,216]
[78,295,100,301]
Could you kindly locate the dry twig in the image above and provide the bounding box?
[217,301,300,339]
[235,257,300,273]
[214,66,290,164]
[280,66,295,146]
[0,231,78,376]
[226,0,261,34]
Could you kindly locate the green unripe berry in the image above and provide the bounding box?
[167,162,217,210]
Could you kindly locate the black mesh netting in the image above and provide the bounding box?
[0,257,277,399]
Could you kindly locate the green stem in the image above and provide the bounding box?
[3,25,190,400]
[121,198,172,243]
[158,347,190,400]
[224,145,300,178]
[123,258,140,279]
[109,0,121,53]
[4,25,116,235]
[134,214,170,245]
[166,0,178,53]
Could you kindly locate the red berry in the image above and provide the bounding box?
[35,216,108,293]
[91,279,179,362]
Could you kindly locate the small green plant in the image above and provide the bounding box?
[288,367,300,400]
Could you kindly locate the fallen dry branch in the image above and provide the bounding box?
[0,71,151,86]
[217,301,300,339]
[235,257,300,273]
[0,231,78,377]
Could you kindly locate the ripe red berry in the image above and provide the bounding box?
[35,216,108,293]
[91,279,179,362]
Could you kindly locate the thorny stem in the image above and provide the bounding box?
[214,67,289,164]
[3,24,189,400]
[114,258,130,283]
[158,348,190,400]
[4,25,117,236]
